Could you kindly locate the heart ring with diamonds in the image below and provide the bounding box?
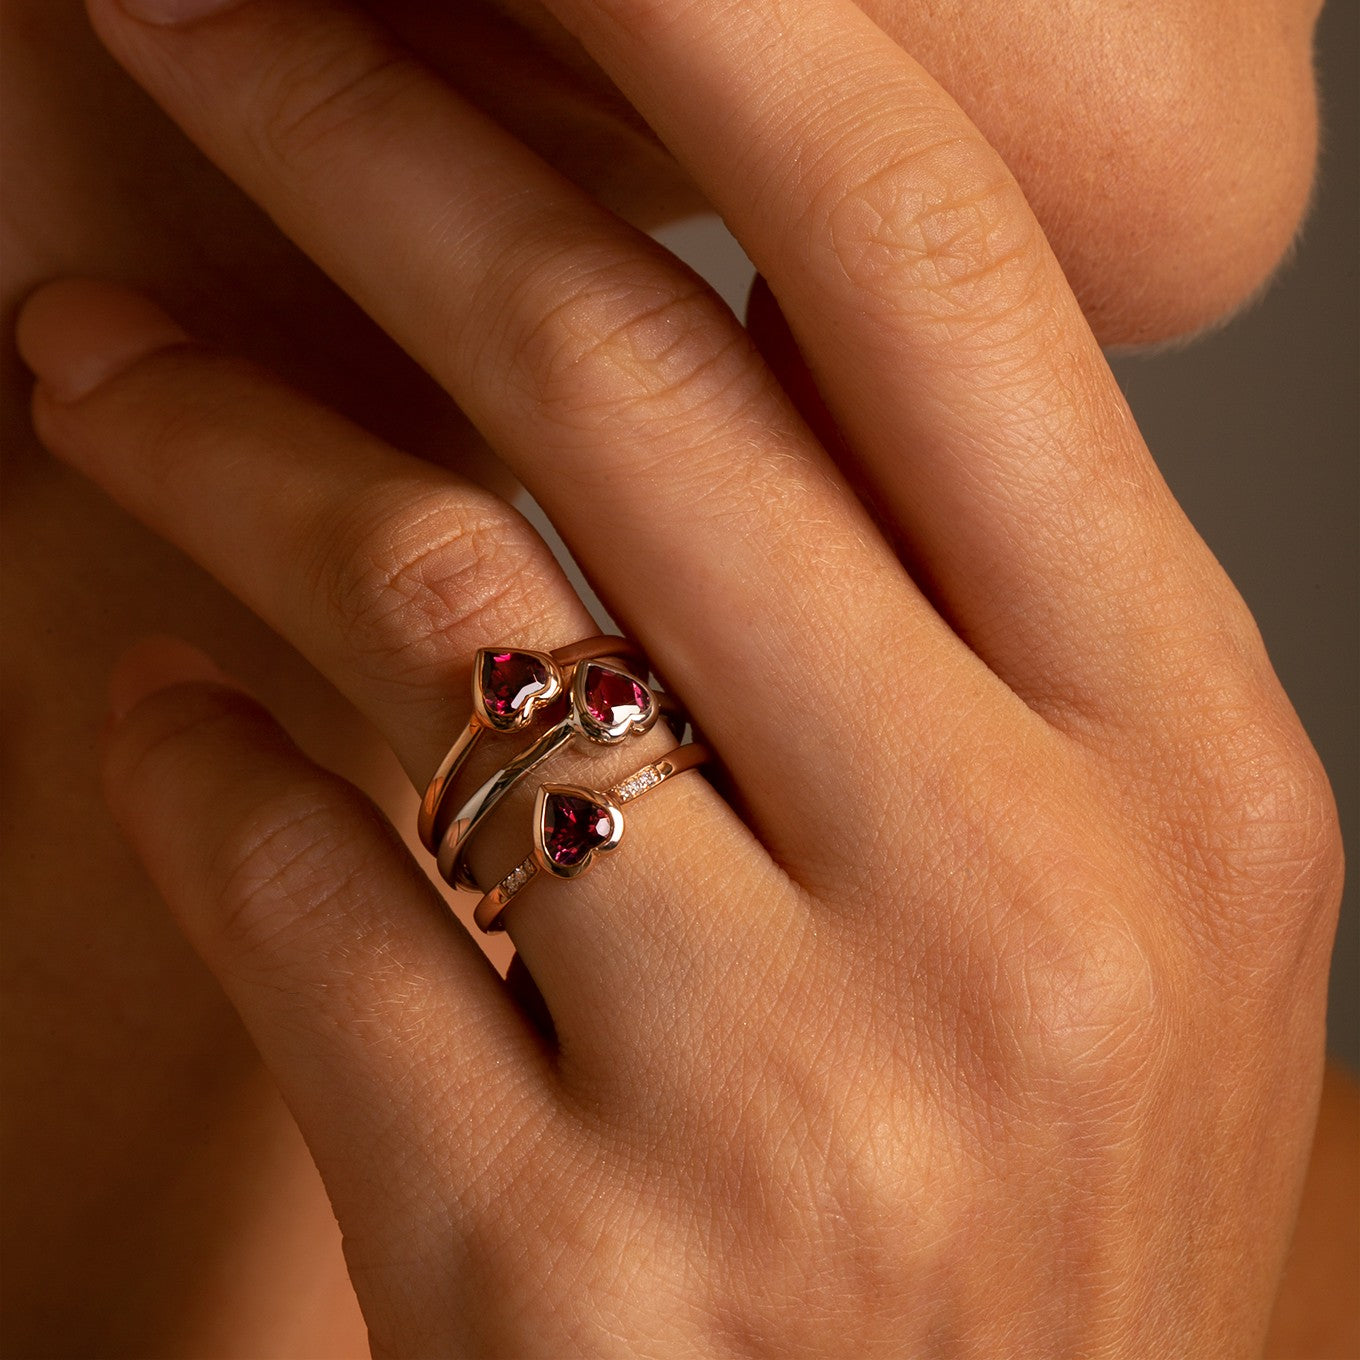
[473,743,711,933]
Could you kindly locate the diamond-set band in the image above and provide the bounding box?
[614,766,664,801]
[472,744,712,934]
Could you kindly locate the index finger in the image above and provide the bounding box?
[540,0,1263,727]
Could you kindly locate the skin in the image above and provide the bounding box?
[0,0,1349,1355]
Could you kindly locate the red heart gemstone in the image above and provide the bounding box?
[581,664,652,729]
[542,792,616,868]
[479,650,552,720]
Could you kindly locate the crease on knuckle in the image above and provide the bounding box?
[499,250,752,438]
[114,689,268,813]
[247,28,417,171]
[820,132,1043,334]
[210,782,362,973]
[306,489,551,688]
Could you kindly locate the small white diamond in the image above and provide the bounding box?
[616,766,662,802]
[500,861,533,895]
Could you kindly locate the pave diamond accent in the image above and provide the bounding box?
[497,858,536,897]
[613,766,662,803]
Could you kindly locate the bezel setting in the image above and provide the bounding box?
[533,783,626,880]
[569,660,658,744]
[472,647,562,733]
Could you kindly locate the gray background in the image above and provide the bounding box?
[634,2,1356,1068]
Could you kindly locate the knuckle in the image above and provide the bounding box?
[105,349,247,470]
[1149,692,1345,966]
[1205,725,1343,919]
[247,27,415,170]
[818,130,1044,329]
[911,826,1172,1131]
[955,842,1169,1102]
[110,684,268,810]
[494,246,754,439]
[306,486,560,689]
[1014,909,1167,1092]
[210,783,507,1083]
[209,776,366,971]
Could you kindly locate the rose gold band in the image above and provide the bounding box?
[473,743,711,934]
[416,634,646,853]
[435,659,672,891]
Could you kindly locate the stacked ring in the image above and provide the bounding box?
[417,635,646,852]
[436,655,667,890]
[473,743,711,933]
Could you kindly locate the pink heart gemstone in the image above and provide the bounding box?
[581,663,652,729]
[542,792,616,868]
[479,649,552,720]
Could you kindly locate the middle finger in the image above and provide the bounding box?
[88,0,1038,883]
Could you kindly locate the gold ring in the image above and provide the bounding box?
[416,635,646,853]
[473,743,711,933]
[435,657,666,890]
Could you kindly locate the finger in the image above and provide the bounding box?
[83,0,1034,883]
[19,279,800,1065]
[100,637,559,1270]
[536,0,1262,728]
[19,278,595,787]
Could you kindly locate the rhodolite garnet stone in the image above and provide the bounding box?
[541,791,618,869]
[579,663,652,731]
[478,649,554,722]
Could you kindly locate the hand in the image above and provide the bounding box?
[19,0,1342,1353]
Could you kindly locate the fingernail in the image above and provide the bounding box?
[16,280,188,405]
[117,0,247,25]
[110,637,234,723]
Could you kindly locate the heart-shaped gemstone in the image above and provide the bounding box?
[478,649,554,723]
[579,662,653,733]
[540,790,620,870]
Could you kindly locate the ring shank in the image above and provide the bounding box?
[436,720,575,888]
